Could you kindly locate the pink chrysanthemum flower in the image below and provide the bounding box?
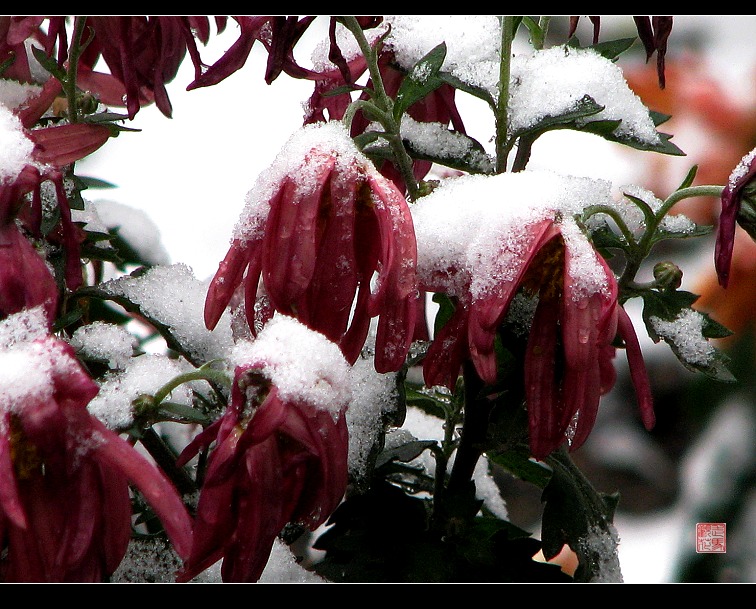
[1,79,110,320]
[177,315,351,582]
[412,171,655,459]
[204,122,418,373]
[0,308,192,582]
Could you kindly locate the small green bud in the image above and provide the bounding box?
[653,261,683,291]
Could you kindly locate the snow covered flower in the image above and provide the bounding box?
[177,316,351,582]
[1,76,111,297]
[204,122,418,373]
[0,308,192,582]
[715,147,756,288]
[412,171,655,459]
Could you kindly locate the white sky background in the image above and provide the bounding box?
[76,16,756,583]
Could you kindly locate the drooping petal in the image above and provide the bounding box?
[0,414,27,529]
[205,237,256,330]
[27,123,111,167]
[616,305,656,430]
[84,413,193,561]
[423,304,470,390]
[0,223,59,323]
[524,296,562,460]
[302,167,359,341]
[262,156,334,312]
[716,148,756,287]
[365,172,419,372]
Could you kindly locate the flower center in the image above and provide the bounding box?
[9,415,44,480]
[521,235,565,302]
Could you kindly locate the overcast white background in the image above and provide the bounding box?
[76,16,756,583]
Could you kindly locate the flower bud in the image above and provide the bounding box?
[653,261,683,291]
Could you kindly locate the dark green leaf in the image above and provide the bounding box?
[438,71,497,108]
[374,438,437,469]
[640,292,736,382]
[510,95,606,142]
[649,110,672,127]
[394,42,447,121]
[156,401,210,425]
[541,449,621,582]
[31,46,66,81]
[588,219,628,252]
[676,165,699,190]
[590,37,637,60]
[404,129,495,175]
[52,307,83,332]
[602,128,685,156]
[432,292,456,338]
[83,111,140,132]
[640,289,700,341]
[737,190,756,242]
[648,223,713,248]
[76,274,201,366]
[488,448,552,488]
[78,175,118,189]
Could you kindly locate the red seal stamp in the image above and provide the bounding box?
[696,523,726,553]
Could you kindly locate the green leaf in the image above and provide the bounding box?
[432,292,456,338]
[76,273,201,366]
[31,46,66,81]
[640,289,700,341]
[52,307,84,333]
[541,449,622,583]
[650,110,673,127]
[488,448,552,488]
[648,223,713,248]
[438,71,497,108]
[313,480,570,582]
[394,42,447,121]
[588,219,628,253]
[736,183,756,242]
[156,401,210,425]
[602,128,685,156]
[510,94,606,142]
[519,16,545,45]
[374,438,437,469]
[589,37,637,60]
[640,292,736,382]
[404,129,495,175]
[78,175,118,189]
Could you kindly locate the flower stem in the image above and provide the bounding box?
[139,427,197,495]
[447,361,491,494]
[152,363,231,407]
[64,17,90,123]
[495,16,514,174]
[341,16,421,200]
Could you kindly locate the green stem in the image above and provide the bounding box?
[659,185,724,216]
[64,16,90,123]
[619,184,724,288]
[341,17,420,200]
[447,361,491,494]
[139,427,197,495]
[581,204,638,250]
[152,364,231,407]
[495,16,514,174]
[534,16,551,50]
